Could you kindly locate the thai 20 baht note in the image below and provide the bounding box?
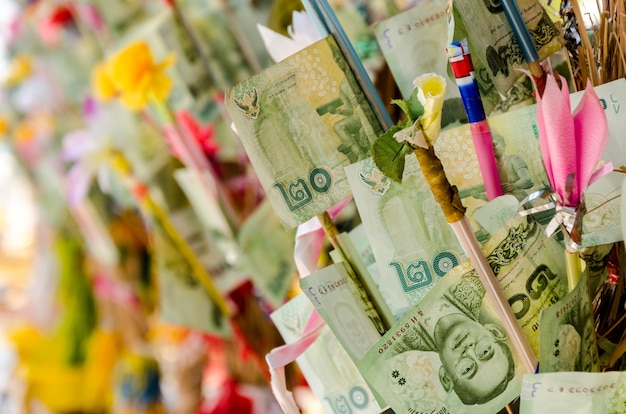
[345,157,467,320]
[472,215,568,356]
[453,0,561,96]
[270,294,383,414]
[329,226,396,328]
[520,371,626,413]
[357,265,525,414]
[225,35,384,228]
[154,206,233,337]
[237,200,297,308]
[300,262,384,362]
[152,161,240,337]
[539,273,599,373]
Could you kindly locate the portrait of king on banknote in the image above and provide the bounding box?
[358,269,524,414]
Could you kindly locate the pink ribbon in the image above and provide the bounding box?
[265,310,325,414]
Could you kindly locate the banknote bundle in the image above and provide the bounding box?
[226,9,626,413]
[357,213,569,413]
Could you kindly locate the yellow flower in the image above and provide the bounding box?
[5,55,31,86]
[394,74,447,149]
[91,62,117,102]
[413,73,446,146]
[108,42,175,111]
[0,116,8,137]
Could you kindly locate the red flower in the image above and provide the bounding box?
[177,110,219,157]
[48,5,74,26]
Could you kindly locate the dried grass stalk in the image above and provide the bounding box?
[567,0,625,88]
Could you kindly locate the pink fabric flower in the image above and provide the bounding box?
[535,75,609,207]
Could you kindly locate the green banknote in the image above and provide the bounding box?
[154,206,233,337]
[357,261,525,414]
[345,157,467,319]
[300,263,383,362]
[453,0,561,96]
[539,273,599,373]
[371,1,466,126]
[270,294,384,414]
[149,159,239,336]
[436,101,551,215]
[570,79,626,247]
[520,371,626,413]
[173,168,237,263]
[226,35,384,228]
[237,200,297,308]
[478,216,568,357]
[330,227,396,327]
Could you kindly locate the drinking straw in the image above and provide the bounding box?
[447,39,503,201]
[500,0,544,81]
[500,0,558,103]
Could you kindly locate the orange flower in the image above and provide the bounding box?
[107,42,174,110]
[14,121,35,144]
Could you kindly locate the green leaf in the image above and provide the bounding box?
[406,88,424,122]
[371,126,413,183]
[391,98,411,121]
[390,89,423,124]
